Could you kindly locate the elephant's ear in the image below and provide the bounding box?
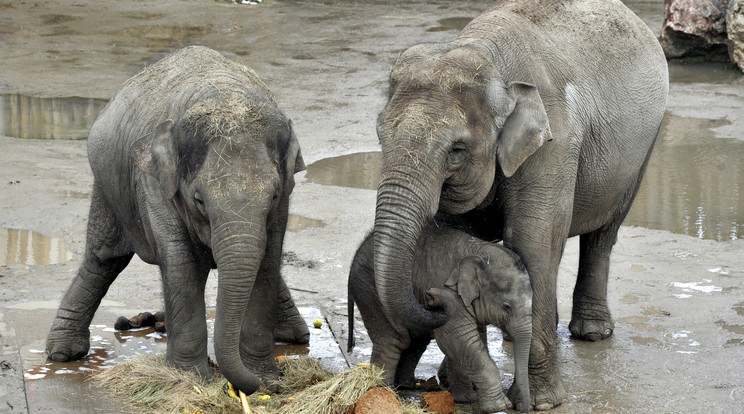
[490,82,552,178]
[286,120,306,175]
[445,256,485,314]
[131,119,179,198]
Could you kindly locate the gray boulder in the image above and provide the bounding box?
[728,0,744,71]
[660,0,730,60]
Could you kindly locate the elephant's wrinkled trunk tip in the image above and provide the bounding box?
[510,321,531,414]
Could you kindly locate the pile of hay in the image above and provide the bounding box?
[93,355,429,414]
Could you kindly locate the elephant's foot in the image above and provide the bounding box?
[250,360,280,392]
[240,348,280,391]
[569,299,614,341]
[273,317,310,344]
[167,354,214,382]
[507,371,566,411]
[448,379,478,404]
[274,308,310,344]
[46,324,90,362]
[477,391,512,414]
[393,376,417,390]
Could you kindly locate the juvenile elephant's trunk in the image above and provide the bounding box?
[374,155,448,331]
[212,220,267,395]
[509,318,532,413]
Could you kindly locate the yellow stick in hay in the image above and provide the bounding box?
[239,390,251,414]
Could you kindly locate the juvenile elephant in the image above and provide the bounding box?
[371,0,668,410]
[348,223,532,413]
[46,46,308,395]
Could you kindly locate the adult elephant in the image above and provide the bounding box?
[372,0,668,410]
[46,46,307,396]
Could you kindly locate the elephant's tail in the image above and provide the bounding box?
[347,287,355,353]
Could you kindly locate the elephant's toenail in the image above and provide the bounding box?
[585,332,601,342]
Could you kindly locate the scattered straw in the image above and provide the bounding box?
[93,355,430,414]
[94,355,237,414]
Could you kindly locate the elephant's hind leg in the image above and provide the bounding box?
[47,185,133,361]
[569,227,616,341]
[273,277,310,344]
[394,336,430,388]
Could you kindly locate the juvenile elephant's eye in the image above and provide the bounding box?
[502,303,512,314]
[194,192,206,216]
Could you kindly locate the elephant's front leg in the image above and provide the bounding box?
[438,325,487,403]
[161,253,212,380]
[434,313,509,413]
[503,197,571,410]
[47,186,134,362]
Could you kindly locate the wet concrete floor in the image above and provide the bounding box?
[1,0,744,413]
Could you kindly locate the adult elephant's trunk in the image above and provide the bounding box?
[212,219,267,395]
[509,317,532,413]
[374,152,449,331]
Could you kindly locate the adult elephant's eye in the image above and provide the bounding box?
[448,141,470,165]
[194,192,207,216]
[502,303,512,314]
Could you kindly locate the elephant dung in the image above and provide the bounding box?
[420,391,455,414]
[350,387,402,414]
[113,316,130,331]
[418,376,442,392]
[154,321,166,333]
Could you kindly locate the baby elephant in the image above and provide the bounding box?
[348,223,532,413]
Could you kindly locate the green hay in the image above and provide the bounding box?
[93,355,430,414]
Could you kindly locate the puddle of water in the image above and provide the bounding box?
[0,94,108,140]
[668,61,743,84]
[616,316,653,331]
[427,17,472,32]
[286,214,326,232]
[620,294,639,304]
[733,302,744,316]
[630,336,662,346]
[670,280,723,294]
[0,228,75,266]
[305,152,381,190]
[626,112,744,241]
[716,320,744,335]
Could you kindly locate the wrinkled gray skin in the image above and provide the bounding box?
[348,224,533,413]
[372,0,668,410]
[46,46,308,395]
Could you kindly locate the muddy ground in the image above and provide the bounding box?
[1,0,744,413]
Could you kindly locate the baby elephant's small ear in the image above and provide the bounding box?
[445,256,485,312]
